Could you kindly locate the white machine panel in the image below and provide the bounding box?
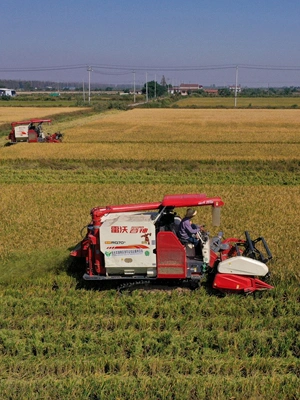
[14,125,29,140]
[100,212,156,275]
[218,256,269,276]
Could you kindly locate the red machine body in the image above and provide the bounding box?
[71,193,273,294]
[7,119,63,144]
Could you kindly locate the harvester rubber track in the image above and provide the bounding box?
[117,280,151,293]
[117,279,201,294]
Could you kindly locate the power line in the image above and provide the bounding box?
[92,70,132,76]
[239,64,300,71]
[0,64,86,72]
[1,63,300,74]
[91,64,236,72]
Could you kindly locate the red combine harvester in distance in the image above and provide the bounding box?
[7,119,63,144]
[71,193,273,294]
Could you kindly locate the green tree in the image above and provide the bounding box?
[218,88,231,97]
[160,75,167,86]
[142,81,167,98]
[283,87,292,96]
[23,81,32,91]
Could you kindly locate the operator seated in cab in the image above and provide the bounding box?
[177,208,203,254]
[28,122,36,131]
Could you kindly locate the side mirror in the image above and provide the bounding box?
[212,206,221,226]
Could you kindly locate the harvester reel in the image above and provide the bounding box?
[242,231,272,264]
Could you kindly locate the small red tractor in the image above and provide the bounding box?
[7,119,63,144]
[71,193,273,294]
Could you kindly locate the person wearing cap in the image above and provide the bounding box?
[177,208,202,246]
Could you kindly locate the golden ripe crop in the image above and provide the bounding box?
[0,141,298,161]
[0,183,299,284]
[176,96,300,108]
[0,107,86,125]
[1,108,299,161]
[64,108,300,143]
[0,107,299,283]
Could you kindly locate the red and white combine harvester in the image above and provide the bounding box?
[71,194,273,294]
[7,119,63,144]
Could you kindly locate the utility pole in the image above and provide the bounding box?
[234,65,239,108]
[83,79,85,103]
[87,66,92,105]
[154,73,157,98]
[146,72,148,102]
[133,70,136,103]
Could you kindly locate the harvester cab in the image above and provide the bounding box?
[7,119,63,144]
[71,193,273,294]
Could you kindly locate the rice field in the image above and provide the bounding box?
[64,108,300,143]
[175,96,300,108]
[0,107,86,125]
[1,141,299,161]
[0,107,299,399]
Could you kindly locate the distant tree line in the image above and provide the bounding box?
[0,79,142,92]
[1,79,299,97]
[216,86,300,97]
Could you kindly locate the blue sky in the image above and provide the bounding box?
[2,0,300,87]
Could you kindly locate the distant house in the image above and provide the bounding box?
[203,89,218,96]
[129,90,142,95]
[170,83,203,95]
[0,88,16,97]
[62,86,76,91]
[229,85,242,93]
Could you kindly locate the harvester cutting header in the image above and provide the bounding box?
[71,193,273,294]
